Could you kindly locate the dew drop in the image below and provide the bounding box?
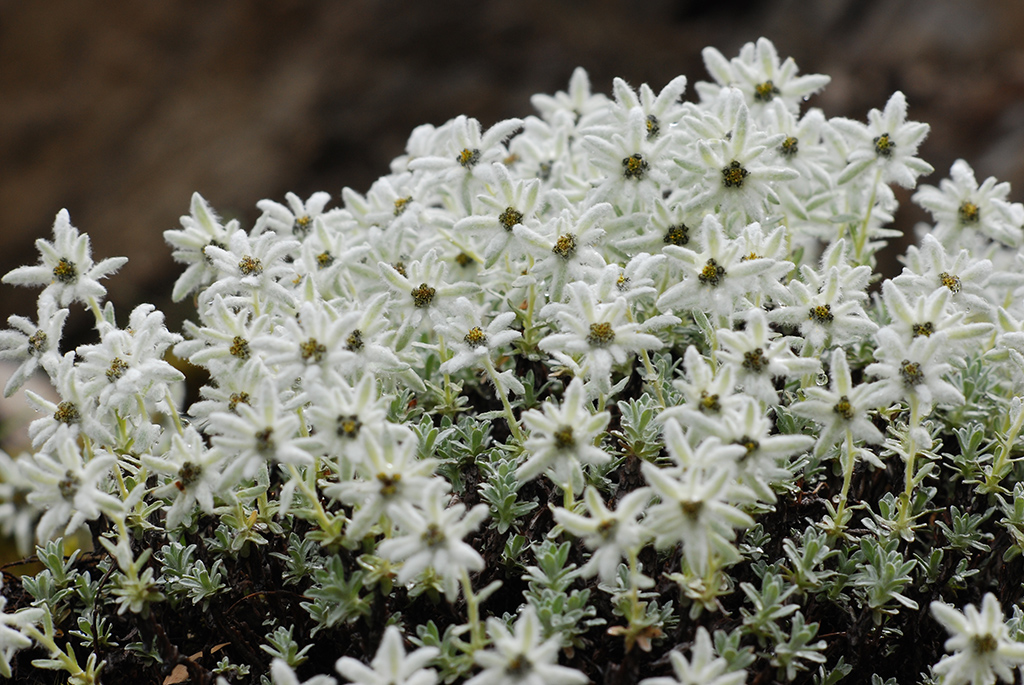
[815,372,828,386]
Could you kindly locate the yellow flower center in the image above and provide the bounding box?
[646,114,660,140]
[873,133,895,158]
[106,357,129,382]
[377,472,401,496]
[939,271,961,294]
[238,255,263,276]
[587,322,616,347]
[230,336,251,360]
[899,360,924,386]
[393,197,412,216]
[552,234,578,260]
[912,322,934,338]
[300,338,327,363]
[316,251,334,269]
[808,304,834,324]
[52,257,77,284]
[622,153,649,180]
[833,395,854,419]
[721,160,749,188]
[554,425,575,449]
[457,148,481,168]
[754,80,779,102]
[663,224,690,246]
[411,283,436,308]
[293,215,313,236]
[698,258,725,286]
[54,401,80,425]
[499,206,524,231]
[780,136,799,158]
[464,327,488,347]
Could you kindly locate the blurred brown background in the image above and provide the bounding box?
[4,0,1024,344]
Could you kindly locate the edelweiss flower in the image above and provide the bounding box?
[717,308,819,404]
[658,216,790,322]
[0,575,44,679]
[407,115,524,208]
[642,446,755,574]
[676,90,798,223]
[324,426,440,541]
[0,300,68,397]
[378,479,489,601]
[540,281,668,395]
[202,228,300,310]
[833,90,933,188]
[304,373,392,476]
[931,593,1024,685]
[553,485,650,583]
[639,626,746,685]
[515,203,610,303]
[254,300,360,389]
[335,625,439,685]
[790,347,887,461]
[21,434,123,542]
[208,377,312,488]
[659,346,746,440]
[75,304,184,416]
[530,66,610,130]
[256,191,337,238]
[431,297,523,396]
[466,606,588,685]
[453,163,542,269]
[697,37,830,115]
[378,249,481,330]
[914,159,1024,249]
[163,192,237,301]
[3,209,127,308]
[865,326,965,413]
[518,377,611,493]
[142,426,224,529]
[582,106,676,208]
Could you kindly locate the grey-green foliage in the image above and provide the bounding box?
[301,555,370,634]
[175,559,227,610]
[852,538,918,623]
[714,626,756,673]
[998,482,1024,560]
[813,656,852,685]
[613,393,663,461]
[936,505,993,552]
[771,611,827,682]
[522,540,603,651]
[740,566,799,644]
[411,620,476,684]
[946,422,990,482]
[261,624,312,668]
[478,452,538,534]
[159,540,222,608]
[69,612,116,650]
[781,527,836,594]
[270,532,324,586]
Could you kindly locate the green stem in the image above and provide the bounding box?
[482,355,525,443]
[833,429,855,530]
[853,166,883,264]
[460,569,485,652]
[286,463,336,535]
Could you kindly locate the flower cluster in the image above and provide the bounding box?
[3,36,1024,685]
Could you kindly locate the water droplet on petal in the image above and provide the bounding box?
[815,372,828,386]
